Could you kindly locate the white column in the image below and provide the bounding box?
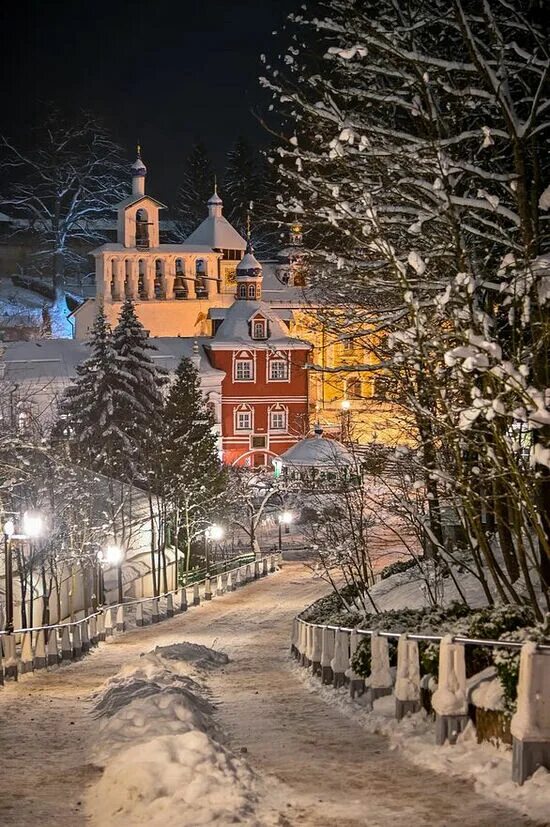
[186,258,197,299]
[113,260,125,300]
[163,258,175,300]
[127,259,139,300]
[432,636,469,745]
[144,259,155,300]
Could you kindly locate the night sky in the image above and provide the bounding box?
[0,0,297,205]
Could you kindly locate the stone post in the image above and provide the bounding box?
[116,605,125,633]
[432,636,469,745]
[47,629,59,667]
[72,625,82,660]
[321,627,335,684]
[81,621,90,654]
[166,593,174,618]
[204,576,212,600]
[19,632,34,675]
[347,629,365,698]
[179,587,188,612]
[262,557,268,577]
[97,612,106,642]
[369,632,394,700]
[193,583,200,606]
[2,635,18,680]
[311,625,323,676]
[89,616,98,647]
[61,626,72,662]
[269,555,276,573]
[136,601,145,627]
[226,571,234,592]
[216,574,224,597]
[331,629,350,688]
[254,560,260,579]
[104,608,114,637]
[34,629,47,670]
[151,598,160,623]
[395,635,421,720]
[511,642,550,784]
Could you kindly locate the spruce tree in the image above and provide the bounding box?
[54,306,125,472]
[110,298,167,481]
[223,136,261,233]
[161,354,226,572]
[175,142,216,239]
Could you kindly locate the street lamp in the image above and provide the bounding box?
[104,543,124,604]
[204,524,224,572]
[22,510,44,539]
[3,518,15,633]
[278,511,293,551]
[340,399,351,441]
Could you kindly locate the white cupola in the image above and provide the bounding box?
[131,146,147,196]
[236,237,263,301]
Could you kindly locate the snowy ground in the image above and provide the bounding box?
[0,556,543,826]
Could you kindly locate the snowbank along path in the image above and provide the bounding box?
[0,554,540,826]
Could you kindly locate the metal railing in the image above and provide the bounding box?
[0,553,282,684]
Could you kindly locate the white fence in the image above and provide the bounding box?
[292,616,550,785]
[0,554,281,686]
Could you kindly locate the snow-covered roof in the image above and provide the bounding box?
[184,215,247,251]
[260,261,310,305]
[206,300,310,350]
[116,194,167,211]
[208,191,222,205]
[280,434,355,468]
[2,337,224,382]
[90,242,217,256]
[237,249,262,278]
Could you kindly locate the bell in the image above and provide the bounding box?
[174,274,187,299]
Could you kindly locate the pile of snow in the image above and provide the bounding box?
[86,643,262,826]
[368,564,489,612]
[294,664,550,825]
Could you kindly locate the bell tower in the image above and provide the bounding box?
[235,235,263,301]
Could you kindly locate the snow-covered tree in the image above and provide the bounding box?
[223,136,262,232]
[110,299,167,482]
[160,355,226,574]
[0,109,126,334]
[175,142,216,239]
[262,0,550,613]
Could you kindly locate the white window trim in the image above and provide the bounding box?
[233,350,256,382]
[234,405,253,432]
[252,318,267,340]
[267,356,290,382]
[269,407,287,432]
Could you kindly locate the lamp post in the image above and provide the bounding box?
[278,511,293,552]
[340,399,351,441]
[2,518,15,633]
[104,544,124,604]
[204,523,224,572]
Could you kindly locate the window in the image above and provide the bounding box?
[248,284,256,299]
[235,359,253,381]
[269,360,288,380]
[270,410,287,431]
[238,284,247,299]
[236,411,252,430]
[252,319,266,340]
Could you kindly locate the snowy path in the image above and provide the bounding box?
[0,557,538,826]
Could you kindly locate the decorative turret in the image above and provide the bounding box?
[131,145,147,196]
[236,229,262,300]
[207,180,223,218]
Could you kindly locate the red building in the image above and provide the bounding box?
[206,241,311,467]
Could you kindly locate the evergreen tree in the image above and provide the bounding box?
[223,136,262,233]
[54,306,125,472]
[110,298,167,481]
[161,354,226,573]
[175,142,216,239]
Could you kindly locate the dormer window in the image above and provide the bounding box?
[252,318,267,340]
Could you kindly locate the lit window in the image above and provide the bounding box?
[236,411,252,430]
[270,410,286,431]
[235,359,253,380]
[269,360,288,380]
[248,284,256,299]
[252,319,266,340]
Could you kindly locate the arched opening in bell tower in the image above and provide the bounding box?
[135,208,150,249]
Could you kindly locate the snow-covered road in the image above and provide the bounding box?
[0,556,538,826]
